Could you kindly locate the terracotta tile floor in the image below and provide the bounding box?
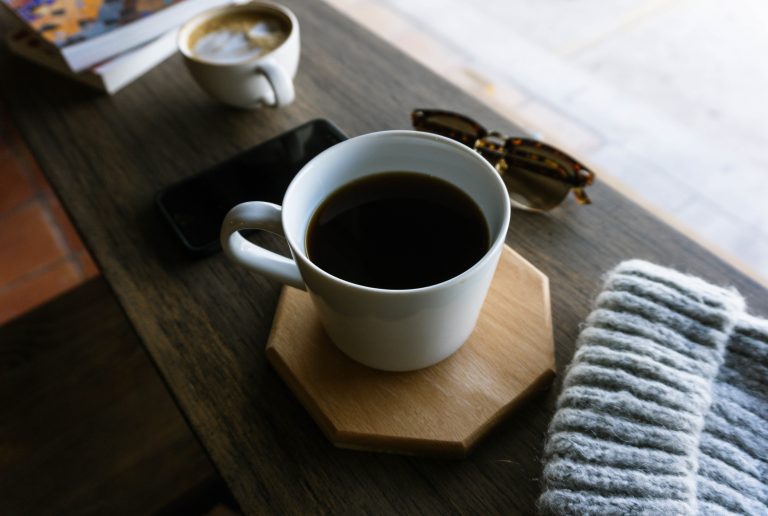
[0,102,99,325]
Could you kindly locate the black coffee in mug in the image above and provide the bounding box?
[306,172,490,289]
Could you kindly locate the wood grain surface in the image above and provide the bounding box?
[1,1,767,513]
[266,246,555,458]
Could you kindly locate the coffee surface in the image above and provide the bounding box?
[189,11,288,63]
[307,172,490,289]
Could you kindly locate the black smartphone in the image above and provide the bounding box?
[156,119,348,255]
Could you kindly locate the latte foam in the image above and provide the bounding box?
[189,12,288,63]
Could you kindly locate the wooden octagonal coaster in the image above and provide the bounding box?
[265,245,555,457]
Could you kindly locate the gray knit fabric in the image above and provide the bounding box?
[539,260,768,515]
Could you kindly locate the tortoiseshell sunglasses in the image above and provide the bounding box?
[412,109,595,211]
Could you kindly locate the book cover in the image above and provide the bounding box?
[1,0,229,71]
[4,0,181,48]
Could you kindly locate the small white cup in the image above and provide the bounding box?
[221,131,511,371]
[178,1,300,109]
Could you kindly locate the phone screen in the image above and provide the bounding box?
[157,119,347,253]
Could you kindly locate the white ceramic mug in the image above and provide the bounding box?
[221,130,511,371]
[178,1,300,109]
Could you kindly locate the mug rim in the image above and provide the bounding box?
[283,130,512,295]
[177,0,296,66]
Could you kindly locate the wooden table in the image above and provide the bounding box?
[2,2,766,513]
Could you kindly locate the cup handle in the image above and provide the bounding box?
[220,202,305,290]
[257,59,295,107]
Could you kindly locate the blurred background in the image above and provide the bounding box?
[329,0,768,283]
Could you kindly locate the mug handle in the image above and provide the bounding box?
[220,202,305,290]
[257,59,295,107]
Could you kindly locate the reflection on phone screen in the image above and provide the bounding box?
[158,120,346,252]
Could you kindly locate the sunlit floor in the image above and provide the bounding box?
[326,0,768,284]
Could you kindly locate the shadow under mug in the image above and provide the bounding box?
[220,130,512,371]
[178,1,300,109]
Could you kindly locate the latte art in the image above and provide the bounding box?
[190,12,288,63]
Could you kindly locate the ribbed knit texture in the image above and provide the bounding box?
[539,260,768,515]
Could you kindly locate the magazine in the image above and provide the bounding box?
[1,0,230,72]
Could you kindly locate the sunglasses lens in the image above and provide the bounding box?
[502,167,572,211]
[413,111,481,146]
[412,111,594,210]
[501,138,592,210]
